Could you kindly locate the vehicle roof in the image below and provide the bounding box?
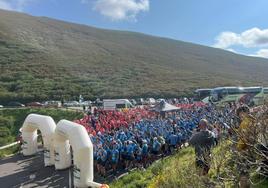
[213,86,263,90]
[195,88,212,92]
[241,86,262,89]
[103,99,130,101]
[212,86,239,90]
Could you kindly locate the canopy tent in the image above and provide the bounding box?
[151,101,180,112]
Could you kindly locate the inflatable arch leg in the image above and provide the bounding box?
[21,114,56,166]
[54,136,72,170]
[54,120,101,188]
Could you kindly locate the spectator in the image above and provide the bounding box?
[212,124,219,145]
[189,119,215,175]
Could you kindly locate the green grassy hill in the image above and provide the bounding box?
[1,9,268,103]
[110,142,268,188]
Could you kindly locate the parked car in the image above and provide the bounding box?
[64,101,80,107]
[103,99,133,110]
[7,101,25,107]
[130,99,137,106]
[92,98,103,107]
[136,98,144,105]
[44,101,62,108]
[145,98,156,105]
[26,102,44,107]
[156,98,165,103]
[80,101,92,106]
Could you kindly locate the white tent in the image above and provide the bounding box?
[152,100,180,112]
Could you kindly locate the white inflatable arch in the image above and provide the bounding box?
[21,114,56,166]
[54,120,101,188]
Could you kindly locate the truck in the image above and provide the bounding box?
[103,99,133,110]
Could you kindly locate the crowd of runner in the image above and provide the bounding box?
[74,108,155,135]
[75,102,236,177]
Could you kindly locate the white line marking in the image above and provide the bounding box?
[0,141,20,150]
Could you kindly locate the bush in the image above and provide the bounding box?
[0,108,83,147]
[110,138,268,188]
[0,144,20,158]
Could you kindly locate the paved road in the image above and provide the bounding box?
[0,151,114,188]
[0,152,71,188]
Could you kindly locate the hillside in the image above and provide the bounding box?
[1,9,268,103]
[110,142,268,188]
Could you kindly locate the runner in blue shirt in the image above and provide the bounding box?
[125,141,135,169]
[152,137,161,155]
[100,148,108,177]
[141,140,149,167]
[176,131,182,148]
[135,145,143,168]
[96,147,106,176]
[168,132,178,153]
[111,144,119,173]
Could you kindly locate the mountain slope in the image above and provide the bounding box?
[0,9,268,102]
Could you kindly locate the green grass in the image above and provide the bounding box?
[251,176,268,188]
[110,147,198,188]
[110,142,268,188]
[0,108,83,147]
[0,144,20,158]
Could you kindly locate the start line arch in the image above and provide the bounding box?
[21,114,102,188]
[54,120,101,188]
[21,114,56,166]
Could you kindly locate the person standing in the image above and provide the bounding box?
[189,119,215,175]
[141,140,149,167]
[111,143,119,174]
[168,132,178,154]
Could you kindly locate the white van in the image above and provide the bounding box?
[103,99,133,110]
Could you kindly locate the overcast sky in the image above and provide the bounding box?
[1,0,268,58]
